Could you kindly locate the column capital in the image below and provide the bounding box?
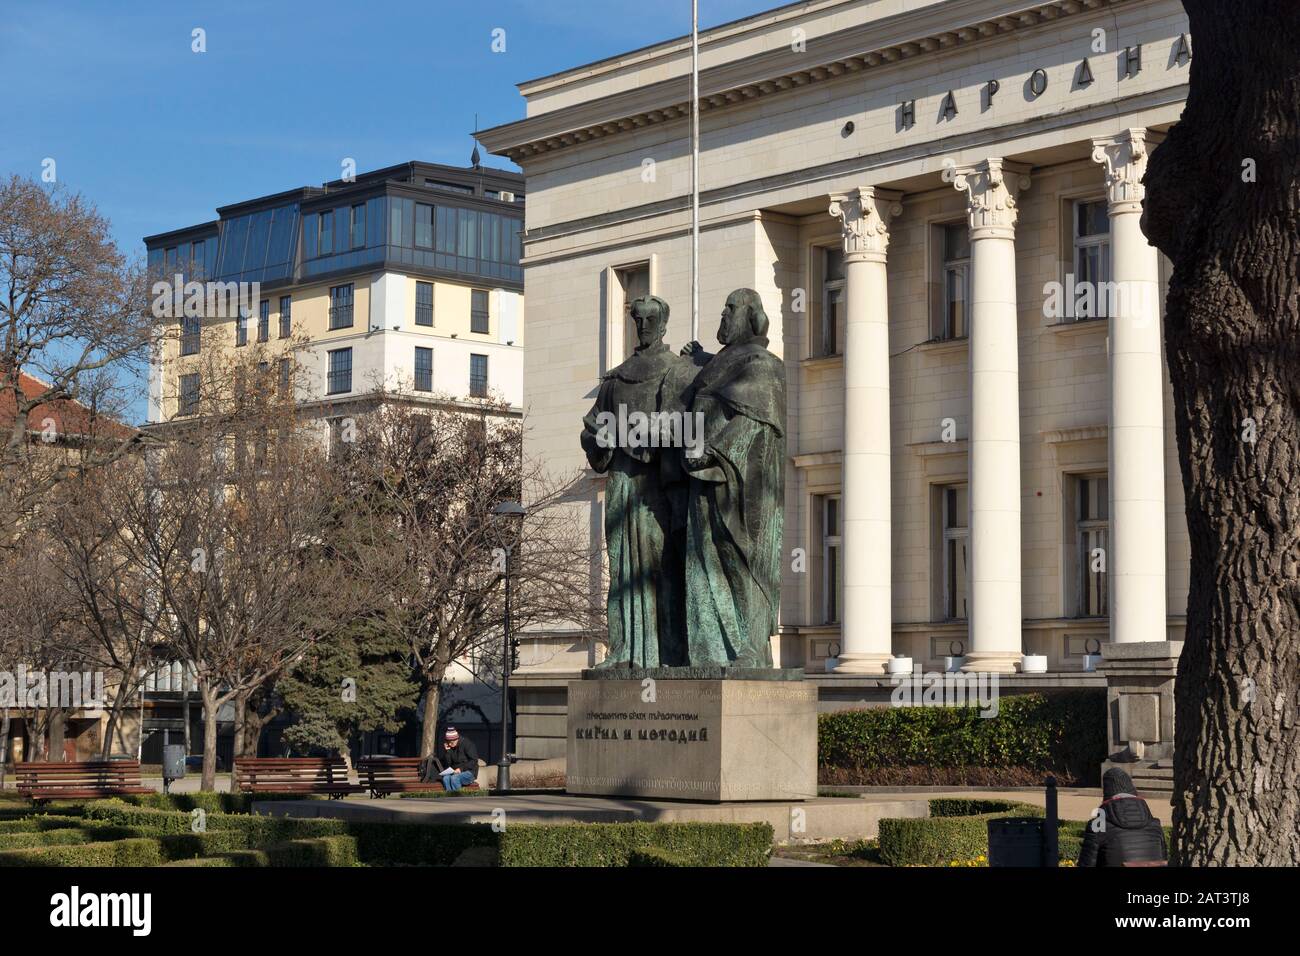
[951,159,1031,240]
[1091,128,1164,213]
[829,186,903,263]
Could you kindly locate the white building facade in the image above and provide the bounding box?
[479,0,1191,767]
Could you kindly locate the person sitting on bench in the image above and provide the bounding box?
[425,727,479,791]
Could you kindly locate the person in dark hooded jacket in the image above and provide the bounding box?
[1077,768,1167,866]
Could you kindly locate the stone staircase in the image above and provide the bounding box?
[1129,761,1174,801]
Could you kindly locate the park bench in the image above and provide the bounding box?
[356,756,487,798]
[15,760,154,802]
[232,757,359,799]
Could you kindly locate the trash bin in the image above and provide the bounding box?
[987,817,1045,867]
[162,744,186,793]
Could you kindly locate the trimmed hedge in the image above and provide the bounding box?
[0,837,164,867]
[0,799,771,867]
[878,799,1102,866]
[117,792,323,814]
[497,822,772,867]
[628,847,692,867]
[819,692,1106,786]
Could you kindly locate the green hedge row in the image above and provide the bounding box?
[819,692,1106,785]
[878,800,1109,866]
[0,837,165,867]
[496,822,772,868]
[19,801,771,867]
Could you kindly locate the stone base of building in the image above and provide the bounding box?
[565,678,817,802]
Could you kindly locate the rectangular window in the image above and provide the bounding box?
[278,357,291,397]
[1073,199,1111,320]
[257,299,269,342]
[350,204,365,250]
[236,308,248,347]
[414,346,433,392]
[180,315,201,356]
[327,347,352,395]
[469,353,488,397]
[318,210,333,256]
[278,295,291,338]
[1076,474,1109,616]
[179,373,200,415]
[470,289,490,334]
[940,484,969,620]
[816,246,844,357]
[415,203,434,248]
[328,417,350,459]
[941,223,971,340]
[415,281,433,326]
[329,284,354,330]
[821,495,842,625]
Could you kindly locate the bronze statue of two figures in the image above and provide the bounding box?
[581,289,787,674]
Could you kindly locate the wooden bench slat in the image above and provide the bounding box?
[16,760,149,802]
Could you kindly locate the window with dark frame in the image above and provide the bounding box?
[469,353,488,398]
[236,307,248,347]
[257,299,269,342]
[415,203,434,248]
[180,315,201,356]
[940,223,971,340]
[470,289,489,334]
[327,347,352,395]
[1076,474,1109,616]
[351,204,366,250]
[1073,199,1112,321]
[940,484,969,620]
[278,357,291,397]
[329,284,354,330]
[414,346,433,392]
[279,295,291,338]
[179,372,200,415]
[821,494,842,625]
[816,246,844,357]
[415,281,433,326]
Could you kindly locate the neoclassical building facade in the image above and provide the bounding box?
[479,0,1191,766]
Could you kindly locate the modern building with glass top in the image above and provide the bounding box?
[141,161,524,761]
[144,160,525,428]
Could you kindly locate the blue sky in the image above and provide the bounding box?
[1,0,777,256]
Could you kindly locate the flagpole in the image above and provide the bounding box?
[690,0,700,343]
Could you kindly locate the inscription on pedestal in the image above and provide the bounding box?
[566,679,817,802]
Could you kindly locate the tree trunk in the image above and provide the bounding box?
[1143,0,1300,865]
[419,677,442,760]
[0,708,9,788]
[99,680,134,760]
[231,689,247,759]
[199,684,219,792]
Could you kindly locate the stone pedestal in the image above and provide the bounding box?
[1097,640,1181,764]
[565,679,817,802]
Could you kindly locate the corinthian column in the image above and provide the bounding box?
[952,159,1030,674]
[828,187,902,674]
[1091,129,1167,644]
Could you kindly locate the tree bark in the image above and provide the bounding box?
[419,677,442,761]
[1143,0,1300,865]
[199,684,219,792]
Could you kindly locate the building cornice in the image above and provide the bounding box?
[478,0,1137,163]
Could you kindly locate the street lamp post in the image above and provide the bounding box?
[493,501,525,791]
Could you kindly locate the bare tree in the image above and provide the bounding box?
[1143,1,1300,865]
[0,175,154,546]
[0,530,93,764]
[331,394,601,759]
[113,345,363,789]
[44,457,168,759]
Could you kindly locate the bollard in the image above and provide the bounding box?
[1044,774,1059,867]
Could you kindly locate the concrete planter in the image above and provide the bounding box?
[1021,654,1048,674]
[886,656,913,676]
